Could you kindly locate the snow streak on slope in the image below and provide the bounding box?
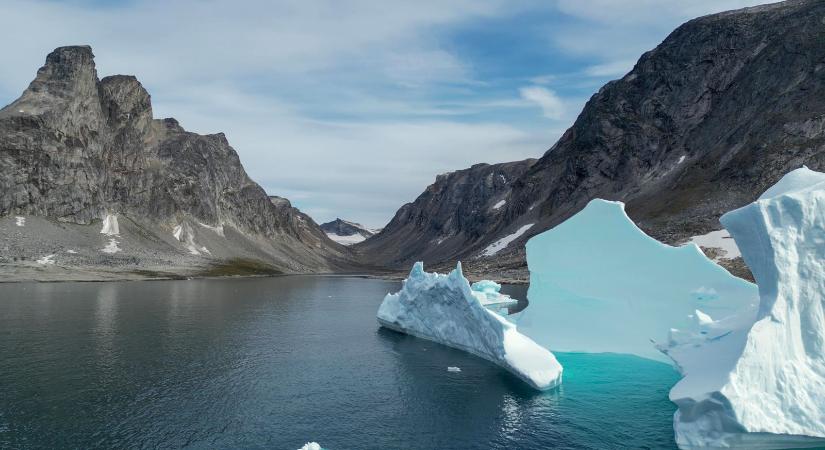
[481,224,533,257]
[517,199,757,362]
[665,167,825,449]
[326,233,366,246]
[377,262,562,390]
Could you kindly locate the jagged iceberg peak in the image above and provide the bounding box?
[377,262,562,390]
[517,199,757,362]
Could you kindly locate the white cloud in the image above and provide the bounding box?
[519,86,565,120]
[551,0,770,81]
[583,59,637,77]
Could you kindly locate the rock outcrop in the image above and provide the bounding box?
[359,0,825,278]
[0,46,351,279]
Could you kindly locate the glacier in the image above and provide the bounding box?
[663,167,825,449]
[517,199,758,362]
[377,262,562,390]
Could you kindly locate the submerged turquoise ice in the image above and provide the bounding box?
[517,199,758,362]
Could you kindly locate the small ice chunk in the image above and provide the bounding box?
[481,224,534,257]
[297,443,322,450]
[15,216,25,227]
[447,366,461,372]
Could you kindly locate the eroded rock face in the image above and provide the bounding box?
[362,1,825,276]
[0,46,347,275]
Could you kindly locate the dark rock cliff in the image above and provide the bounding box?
[359,0,825,277]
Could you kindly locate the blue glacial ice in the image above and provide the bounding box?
[516,199,758,363]
[377,262,562,390]
[663,167,825,449]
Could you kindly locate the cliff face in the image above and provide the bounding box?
[0,46,350,278]
[359,0,825,277]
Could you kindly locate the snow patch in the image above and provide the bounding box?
[326,233,367,246]
[492,200,506,210]
[377,262,562,390]
[101,239,121,254]
[447,366,461,372]
[677,155,686,164]
[172,225,183,241]
[66,249,78,254]
[686,229,741,260]
[197,221,225,237]
[481,224,534,257]
[36,254,55,265]
[100,214,119,236]
[15,216,25,227]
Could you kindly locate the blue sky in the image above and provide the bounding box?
[0,0,769,227]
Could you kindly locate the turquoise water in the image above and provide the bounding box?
[0,277,681,449]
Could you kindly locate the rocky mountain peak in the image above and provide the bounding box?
[99,75,153,131]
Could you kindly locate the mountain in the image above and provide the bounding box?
[357,0,825,280]
[0,46,352,280]
[319,218,378,246]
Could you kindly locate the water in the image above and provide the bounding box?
[0,276,680,449]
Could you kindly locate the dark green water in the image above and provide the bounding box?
[0,276,680,449]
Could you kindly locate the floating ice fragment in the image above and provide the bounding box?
[447,366,461,372]
[298,443,322,450]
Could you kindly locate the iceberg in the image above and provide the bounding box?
[470,279,518,312]
[377,262,562,390]
[517,199,757,362]
[664,167,825,449]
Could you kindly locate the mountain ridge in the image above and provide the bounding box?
[358,0,825,279]
[0,45,356,280]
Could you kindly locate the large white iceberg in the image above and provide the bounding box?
[664,167,825,449]
[377,262,562,390]
[517,199,758,362]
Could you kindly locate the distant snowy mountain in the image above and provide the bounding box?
[320,218,380,246]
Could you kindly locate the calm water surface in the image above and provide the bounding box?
[0,276,680,449]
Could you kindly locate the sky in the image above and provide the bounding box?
[0,0,770,228]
